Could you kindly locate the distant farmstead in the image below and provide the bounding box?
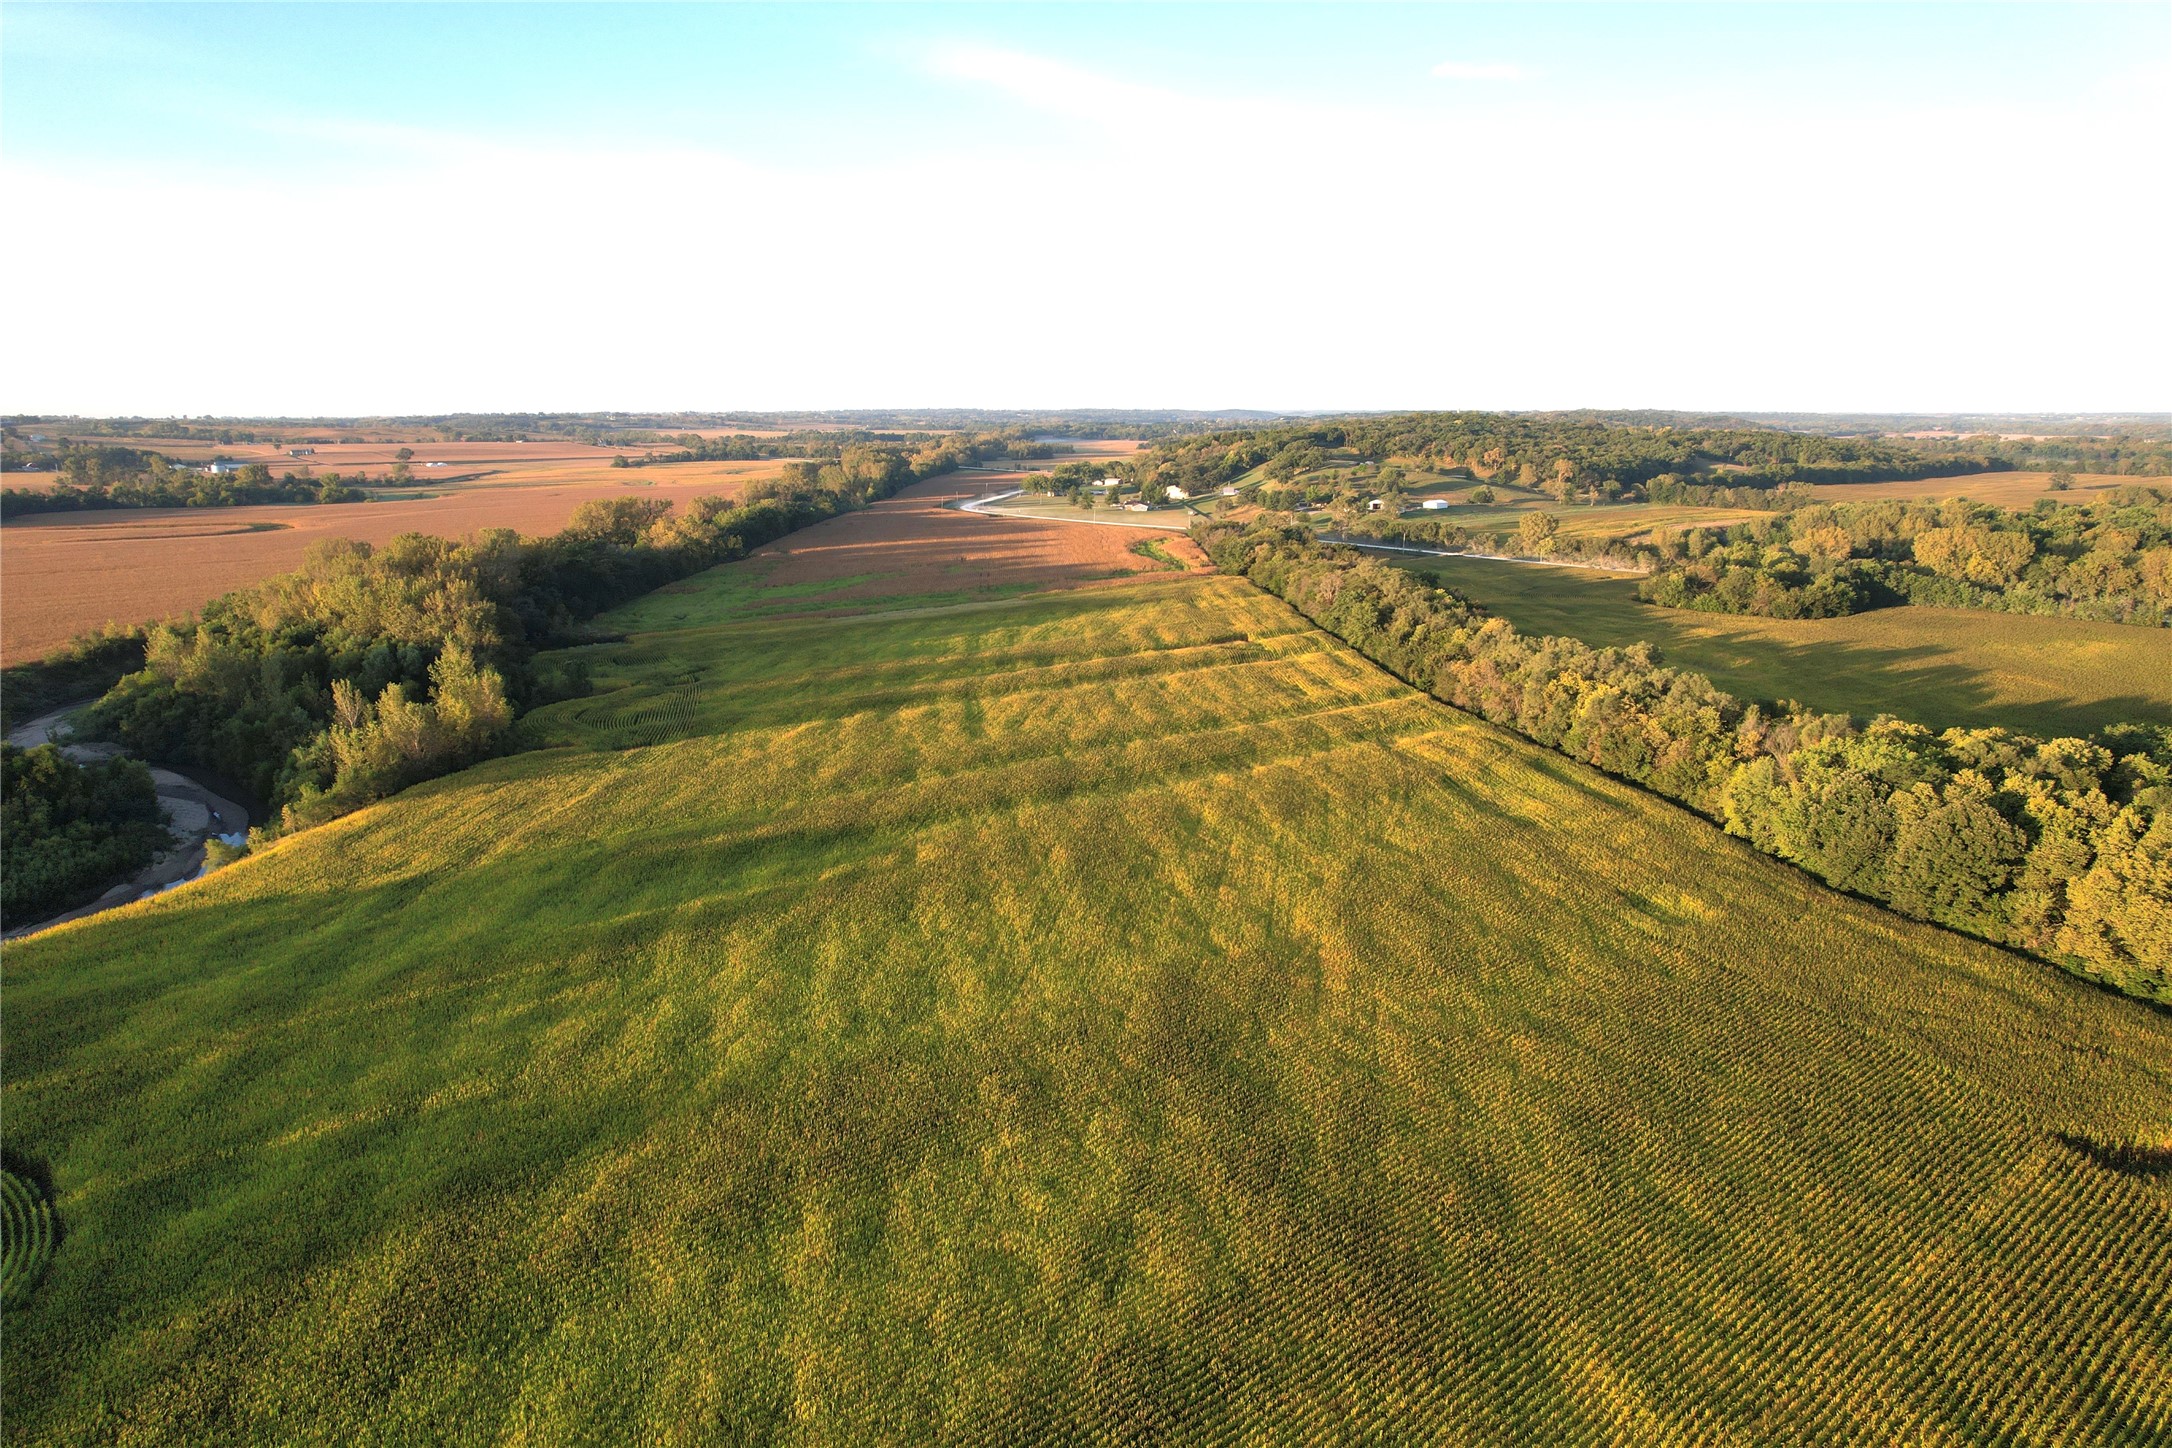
[288,447,316,457]
[203,459,248,475]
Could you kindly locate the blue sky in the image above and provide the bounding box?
[4,3,2166,413]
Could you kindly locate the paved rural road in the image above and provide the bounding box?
[5,703,252,940]
[953,492,1655,576]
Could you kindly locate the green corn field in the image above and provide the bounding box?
[1,1170,55,1312]
[3,568,2168,1445]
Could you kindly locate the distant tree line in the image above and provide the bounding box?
[1,445,366,515]
[1127,415,2172,508]
[9,409,1261,449]
[1,744,169,926]
[615,430,1062,471]
[1198,519,2171,1005]
[1138,415,2014,503]
[1637,489,2172,625]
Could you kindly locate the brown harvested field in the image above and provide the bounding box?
[61,439,658,466]
[625,471,1207,624]
[1811,470,2172,507]
[1,466,777,664]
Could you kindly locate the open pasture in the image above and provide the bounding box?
[4,554,2169,1443]
[1401,553,2172,737]
[0,462,778,663]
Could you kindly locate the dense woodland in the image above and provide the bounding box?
[1637,489,2172,624]
[1199,519,2171,1004]
[0,444,366,515]
[1129,414,2172,504]
[1140,416,1984,502]
[1,744,169,925]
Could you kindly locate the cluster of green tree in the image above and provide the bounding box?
[1028,457,1140,504]
[1,744,169,925]
[1197,519,2172,1004]
[78,447,952,840]
[1354,412,2172,476]
[1645,476,1816,510]
[1318,509,1644,571]
[1638,490,2172,626]
[1137,414,2027,504]
[0,630,146,733]
[1940,435,2172,476]
[1,446,366,516]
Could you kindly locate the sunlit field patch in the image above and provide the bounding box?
[1397,552,2172,737]
[5,562,2168,1444]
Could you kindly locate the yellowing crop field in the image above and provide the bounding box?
[5,563,2169,1444]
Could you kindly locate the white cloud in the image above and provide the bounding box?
[1431,60,1530,82]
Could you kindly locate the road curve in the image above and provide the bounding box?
[4,703,253,940]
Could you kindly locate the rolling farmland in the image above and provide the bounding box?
[605,470,1205,630]
[0,460,780,664]
[5,534,2168,1443]
[1397,553,2172,737]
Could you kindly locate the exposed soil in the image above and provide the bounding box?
[741,472,1206,606]
[1,467,770,663]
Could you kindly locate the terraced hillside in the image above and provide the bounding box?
[4,557,2169,1444]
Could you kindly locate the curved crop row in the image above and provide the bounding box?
[2,1168,55,1310]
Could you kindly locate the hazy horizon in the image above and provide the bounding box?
[5,2,2166,415]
